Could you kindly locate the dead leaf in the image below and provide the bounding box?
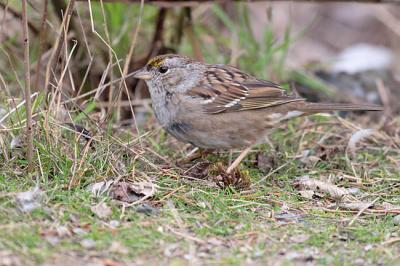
[15,187,43,212]
[87,180,114,197]
[184,161,211,179]
[90,202,112,219]
[110,181,140,203]
[110,181,156,203]
[294,176,349,200]
[298,190,315,199]
[130,181,156,198]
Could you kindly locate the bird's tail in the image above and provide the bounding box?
[298,102,383,113]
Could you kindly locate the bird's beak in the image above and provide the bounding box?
[132,68,151,80]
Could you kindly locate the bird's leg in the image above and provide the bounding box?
[177,148,212,165]
[226,146,252,174]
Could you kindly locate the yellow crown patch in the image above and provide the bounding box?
[148,55,167,68]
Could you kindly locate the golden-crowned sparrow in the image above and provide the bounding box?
[133,54,382,172]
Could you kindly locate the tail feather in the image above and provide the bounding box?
[298,102,383,112]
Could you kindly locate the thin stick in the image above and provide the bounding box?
[34,0,48,92]
[226,146,252,174]
[21,0,34,172]
[348,197,379,226]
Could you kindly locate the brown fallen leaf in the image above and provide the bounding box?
[110,181,156,203]
[130,181,156,198]
[294,176,349,200]
[110,181,141,203]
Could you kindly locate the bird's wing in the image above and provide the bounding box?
[186,65,304,114]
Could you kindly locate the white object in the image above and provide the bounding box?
[332,43,393,74]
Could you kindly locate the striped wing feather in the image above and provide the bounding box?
[186,65,304,114]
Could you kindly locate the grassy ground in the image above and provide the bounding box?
[1,112,399,266]
[1,2,400,266]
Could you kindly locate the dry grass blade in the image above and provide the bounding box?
[348,197,379,226]
[44,0,76,95]
[116,0,145,140]
[346,128,375,157]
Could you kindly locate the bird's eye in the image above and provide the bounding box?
[159,66,169,74]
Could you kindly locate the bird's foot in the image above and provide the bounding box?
[177,148,212,166]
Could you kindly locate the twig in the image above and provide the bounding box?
[21,0,34,172]
[375,79,391,117]
[382,237,400,246]
[34,0,48,92]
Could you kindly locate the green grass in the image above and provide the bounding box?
[1,113,400,265]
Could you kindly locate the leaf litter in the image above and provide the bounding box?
[294,175,400,214]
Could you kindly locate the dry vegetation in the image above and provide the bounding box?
[0,1,400,265]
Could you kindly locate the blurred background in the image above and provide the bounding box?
[1,0,399,130]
